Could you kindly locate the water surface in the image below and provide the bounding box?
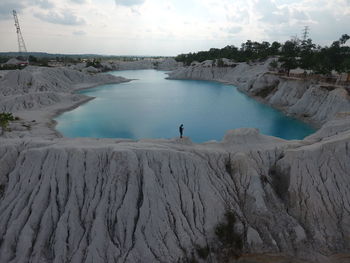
[55,70,315,142]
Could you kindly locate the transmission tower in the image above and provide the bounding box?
[302,26,309,41]
[13,10,28,54]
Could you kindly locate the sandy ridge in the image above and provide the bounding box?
[0,61,350,262]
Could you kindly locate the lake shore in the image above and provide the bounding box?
[0,66,130,138]
[167,58,350,128]
[55,69,314,141]
[1,61,350,262]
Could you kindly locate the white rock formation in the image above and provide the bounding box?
[168,59,270,84]
[0,62,350,262]
[69,62,87,71]
[82,66,100,74]
[111,58,181,71]
[167,59,350,126]
[66,58,181,73]
[0,125,349,262]
[247,74,350,125]
[4,58,23,65]
[0,66,126,97]
[0,66,129,138]
[156,58,183,71]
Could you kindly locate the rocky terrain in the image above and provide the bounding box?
[167,59,350,126]
[70,58,182,73]
[0,62,350,262]
[0,66,129,138]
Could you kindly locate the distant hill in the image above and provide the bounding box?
[0,52,166,59]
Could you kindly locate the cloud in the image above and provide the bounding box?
[292,9,308,21]
[115,0,146,7]
[254,0,279,17]
[306,9,350,43]
[0,1,25,20]
[131,7,141,15]
[226,9,249,24]
[227,26,242,35]
[262,9,290,24]
[254,0,290,24]
[73,30,86,36]
[0,0,59,20]
[34,0,55,9]
[70,0,87,3]
[35,9,86,25]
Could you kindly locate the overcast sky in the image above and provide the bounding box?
[0,0,349,56]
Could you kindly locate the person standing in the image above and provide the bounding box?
[179,124,184,138]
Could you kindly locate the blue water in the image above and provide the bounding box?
[55,70,315,142]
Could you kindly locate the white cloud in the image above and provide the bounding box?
[0,0,349,55]
[228,26,242,35]
[35,0,55,9]
[115,0,146,7]
[0,1,25,20]
[130,7,141,15]
[73,30,86,36]
[292,9,308,21]
[35,9,86,25]
[70,0,86,3]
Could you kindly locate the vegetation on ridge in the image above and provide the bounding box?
[0,112,15,135]
[175,34,350,74]
[180,210,243,263]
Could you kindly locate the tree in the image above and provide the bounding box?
[256,41,271,59]
[217,58,225,67]
[28,55,37,63]
[279,40,299,75]
[173,34,349,74]
[299,38,316,70]
[269,59,279,71]
[0,112,15,135]
[269,41,281,55]
[214,211,243,262]
[339,34,350,45]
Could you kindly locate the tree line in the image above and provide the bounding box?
[175,34,350,75]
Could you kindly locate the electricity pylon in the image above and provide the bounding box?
[302,26,310,41]
[13,10,28,55]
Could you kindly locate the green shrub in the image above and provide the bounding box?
[269,59,279,70]
[214,211,243,261]
[0,112,15,135]
[217,58,225,67]
[195,245,210,259]
[86,59,102,68]
[0,64,22,70]
[179,210,243,263]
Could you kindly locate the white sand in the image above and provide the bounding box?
[0,62,350,262]
[0,66,129,138]
[168,58,350,126]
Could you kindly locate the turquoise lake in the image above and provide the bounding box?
[55,69,315,142]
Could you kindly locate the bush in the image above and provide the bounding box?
[195,245,210,259]
[179,250,198,263]
[0,112,15,135]
[217,58,225,67]
[269,164,290,203]
[214,211,243,261]
[0,64,22,70]
[86,59,102,68]
[269,59,279,71]
[179,210,243,263]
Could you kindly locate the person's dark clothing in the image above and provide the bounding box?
[179,124,184,138]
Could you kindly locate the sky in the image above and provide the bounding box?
[0,0,349,56]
